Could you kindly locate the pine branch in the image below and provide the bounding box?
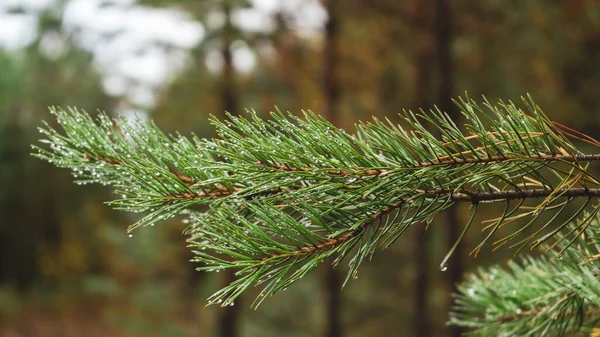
[33,95,600,308]
[450,214,600,336]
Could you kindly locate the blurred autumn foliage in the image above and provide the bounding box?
[2,0,600,336]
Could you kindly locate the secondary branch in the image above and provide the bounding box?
[263,187,600,260]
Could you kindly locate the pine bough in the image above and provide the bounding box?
[34,95,600,335]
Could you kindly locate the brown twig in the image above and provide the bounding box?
[83,152,121,165]
[495,295,600,323]
[255,153,600,178]
[166,187,283,201]
[448,187,600,202]
[168,190,237,200]
[82,152,291,201]
[263,187,600,261]
[83,151,197,186]
[263,199,405,260]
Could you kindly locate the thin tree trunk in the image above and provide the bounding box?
[412,1,435,335]
[324,0,341,128]
[435,1,462,337]
[413,230,430,337]
[323,1,342,336]
[221,1,236,116]
[218,2,240,337]
[324,267,342,337]
[219,268,240,337]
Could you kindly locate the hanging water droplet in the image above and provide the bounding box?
[440,264,448,272]
[128,233,133,238]
[557,255,563,260]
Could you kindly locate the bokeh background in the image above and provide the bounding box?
[1,0,600,336]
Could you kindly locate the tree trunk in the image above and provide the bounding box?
[412,1,435,335]
[324,0,341,128]
[435,1,462,337]
[218,2,240,337]
[324,266,342,337]
[221,1,237,116]
[218,268,240,337]
[323,1,343,337]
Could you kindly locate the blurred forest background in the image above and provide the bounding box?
[1,0,600,336]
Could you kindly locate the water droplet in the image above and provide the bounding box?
[128,233,133,238]
[440,265,447,272]
[557,255,563,260]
